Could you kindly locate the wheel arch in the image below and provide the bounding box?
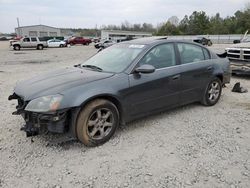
[79,94,125,124]
[215,74,223,83]
[68,94,125,139]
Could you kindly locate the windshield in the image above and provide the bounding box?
[81,44,145,73]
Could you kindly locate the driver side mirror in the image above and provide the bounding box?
[135,64,155,74]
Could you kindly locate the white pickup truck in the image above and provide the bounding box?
[11,37,48,50]
[226,40,250,74]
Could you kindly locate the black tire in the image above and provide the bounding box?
[13,45,20,51]
[201,78,222,106]
[76,99,119,146]
[37,45,43,50]
[59,44,63,48]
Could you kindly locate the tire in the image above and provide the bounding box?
[208,41,212,46]
[37,45,43,50]
[13,45,20,51]
[201,78,222,106]
[59,44,63,48]
[76,99,119,146]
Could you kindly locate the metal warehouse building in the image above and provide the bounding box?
[101,30,152,40]
[15,24,61,37]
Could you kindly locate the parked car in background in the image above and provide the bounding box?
[47,39,66,48]
[11,37,48,50]
[66,37,92,46]
[9,38,230,146]
[233,30,248,44]
[193,37,213,46]
[226,40,250,75]
[92,38,100,43]
[94,40,116,49]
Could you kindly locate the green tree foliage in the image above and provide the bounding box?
[156,5,250,35]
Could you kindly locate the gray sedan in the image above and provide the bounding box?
[9,38,231,146]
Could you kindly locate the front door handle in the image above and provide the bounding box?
[172,74,180,80]
[207,66,213,71]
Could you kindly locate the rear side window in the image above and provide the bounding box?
[203,48,210,60]
[31,38,37,42]
[177,43,205,64]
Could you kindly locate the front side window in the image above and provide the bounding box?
[139,43,176,69]
[177,43,205,64]
[23,38,30,42]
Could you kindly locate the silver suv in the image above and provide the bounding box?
[11,37,48,50]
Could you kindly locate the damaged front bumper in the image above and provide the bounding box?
[230,61,250,75]
[8,93,69,137]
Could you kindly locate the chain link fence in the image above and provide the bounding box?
[167,34,249,44]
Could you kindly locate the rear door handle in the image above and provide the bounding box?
[172,74,180,80]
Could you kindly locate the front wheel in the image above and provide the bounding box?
[13,45,20,51]
[201,78,222,106]
[76,99,119,146]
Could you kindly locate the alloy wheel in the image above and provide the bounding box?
[87,108,114,140]
[208,81,220,102]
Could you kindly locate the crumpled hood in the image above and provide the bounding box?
[14,67,114,100]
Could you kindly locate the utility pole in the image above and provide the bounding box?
[16,17,20,36]
[95,24,98,38]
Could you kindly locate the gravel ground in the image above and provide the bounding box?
[0,41,250,188]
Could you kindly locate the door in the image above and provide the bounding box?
[176,43,214,104]
[30,37,38,47]
[54,39,61,47]
[22,37,31,48]
[127,43,182,117]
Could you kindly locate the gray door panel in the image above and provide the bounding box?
[128,66,181,116]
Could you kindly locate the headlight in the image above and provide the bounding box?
[25,94,63,112]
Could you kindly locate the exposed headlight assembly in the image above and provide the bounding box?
[25,94,63,112]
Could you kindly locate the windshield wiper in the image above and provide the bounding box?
[81,64,103,71]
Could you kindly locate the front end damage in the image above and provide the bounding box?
[8,93,69,137]
[226,46,250,75]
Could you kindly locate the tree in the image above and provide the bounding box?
[187,11,210,34]
[168,16,179,26]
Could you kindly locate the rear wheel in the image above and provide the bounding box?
[201,78,222,106]
[59,44,63,47]
[76,99,119,146]
[37,45,43,50]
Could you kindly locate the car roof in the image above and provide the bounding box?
[124,37,168,45]
[123,37,206,47]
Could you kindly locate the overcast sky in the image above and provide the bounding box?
[0,0,249,33]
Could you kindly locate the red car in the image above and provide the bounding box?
[67,37,92,45]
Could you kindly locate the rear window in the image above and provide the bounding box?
[38,37,46,42]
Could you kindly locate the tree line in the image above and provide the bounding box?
[65,4,249,37]
[157,6,250,35]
